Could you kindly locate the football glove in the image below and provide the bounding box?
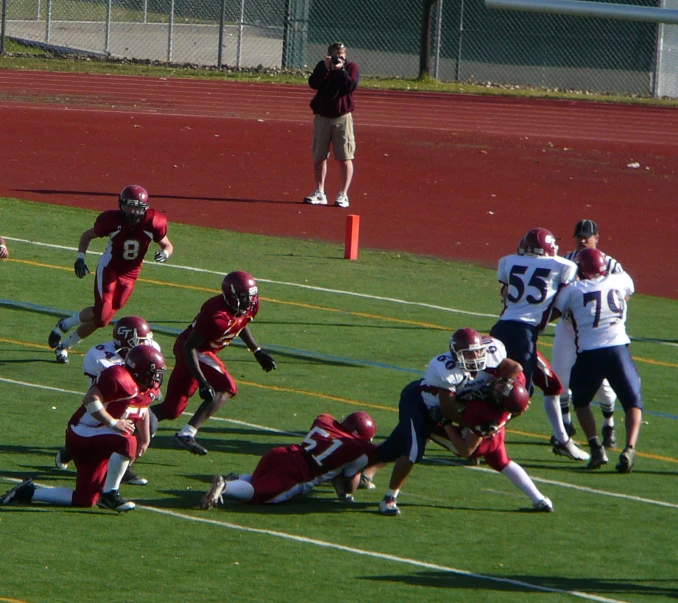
[154,250,169,263]
[254,349,276,372]
[74,257,90,279]
[199,382,216,403]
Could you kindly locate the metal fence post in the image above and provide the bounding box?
[433,0,443,79]
[455,0,464,81]
[217,0,226,68]
[143,0,148,24]
[236,0,245,68]
[167,0,174,62]
[36,0,40,20]
[105,0,112,54]
[1,0,7,55]
[45,0,51,42]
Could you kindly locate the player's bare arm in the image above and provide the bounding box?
[240,326,277,372]
[443,424,482,457]
[77,228,100,254]
[183,329,209,385]
[154,235,173,263]
[439,389,463,423]
[136,412,151,458]
[497,358,523,379]
[82,387,134,434]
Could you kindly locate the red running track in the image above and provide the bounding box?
[0,70,676,298]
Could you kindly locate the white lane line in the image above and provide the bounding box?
[5,235,678,347]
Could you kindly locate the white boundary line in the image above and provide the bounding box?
[5,235,678,347]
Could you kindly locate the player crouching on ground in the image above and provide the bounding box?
[55,315,163,486]
[200,411,377,509]
[1,346,166,513]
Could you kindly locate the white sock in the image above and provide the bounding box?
[32,487,73,505]
[61,330,83,350]
[104,453,130,492]
[603,417,615,428]
[544,395,569,443]
[385,488,399,499]
[501,461,543,504]
[225,480,255,502]
[597,380,617,416]
[178,424,198,438]
[60,313,82,332]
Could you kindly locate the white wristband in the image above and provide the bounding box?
[252,347,261,354]
[107,416,117,428]
[0,245,6,250]
[76,252,86,260]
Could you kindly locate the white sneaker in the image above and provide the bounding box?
[551,436,590,461]
[200,475,226,510]
[303,190,328,205]
[55,345,69,364]
[533,497,554,512]
[379,495,401,517]
[335,192,350,208]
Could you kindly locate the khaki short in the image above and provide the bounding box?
[312,113,356,161]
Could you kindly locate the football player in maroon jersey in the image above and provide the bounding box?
[151,271,276,456]
[47,185,173,365]
[200,411,377,509]
[0,346,166,513]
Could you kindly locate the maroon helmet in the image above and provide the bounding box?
[113,316,153,354]
[118,185,149,224]
[516,235,526,256]
[340,411,376,442]
[576,248,608,280]
[125,345,166,390]
[493,379,530,415]
[221,271,259,316]
[449,328,488,371]
[521,228,558,257]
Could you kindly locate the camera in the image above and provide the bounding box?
[331,56,343,66]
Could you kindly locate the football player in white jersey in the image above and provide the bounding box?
[55,316,162,485]
[375,328,523,517]
[490,228,589,462]
[552,219,624,449]
[553,248,641,473]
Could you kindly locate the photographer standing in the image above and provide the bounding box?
[304,42,359,209]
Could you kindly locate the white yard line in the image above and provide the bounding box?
[6,236,678,342]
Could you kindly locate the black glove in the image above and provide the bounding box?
[254,349,276,372]
[199,382,216,403]
[74,257,90,279]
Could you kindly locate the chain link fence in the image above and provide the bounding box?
[1,0,675,96]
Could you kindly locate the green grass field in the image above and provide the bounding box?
[1,197,677,603]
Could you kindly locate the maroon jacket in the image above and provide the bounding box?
[308,59,359,118]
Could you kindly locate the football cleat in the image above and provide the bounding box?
[55,448,72,470]
[358,472,376,490]
[616,448,636,474]
[602,425,617,449]
[121,466,148,486]
[224,473,241,482]
[200,475,226,510]
[172,433,208,456]
[379,495,401,517]
[587,444,609,470]
[551,436,590,461]
[97,490,135,512]
[338,493,356,503]
[0,479,36,505]
[533,497,554,513]
[48,319,66,349]
[55,345,69,364]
